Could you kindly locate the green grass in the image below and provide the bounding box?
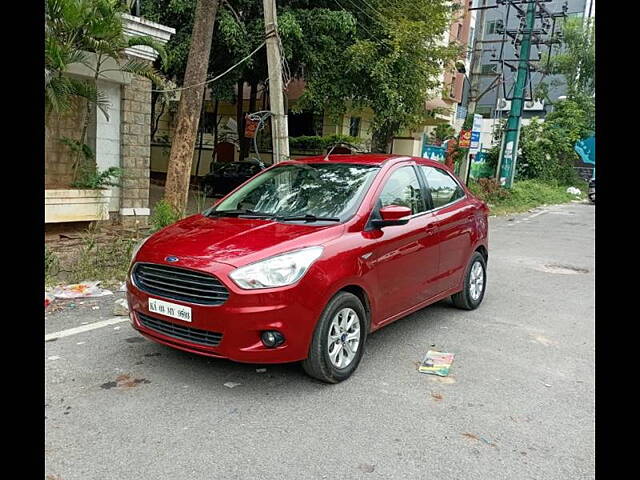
[468,178,587,216]
[45,231,142,288]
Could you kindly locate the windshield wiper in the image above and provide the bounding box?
[275,214,341,223]
[207,209,274,218]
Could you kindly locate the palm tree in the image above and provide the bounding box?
[45,0,167,184]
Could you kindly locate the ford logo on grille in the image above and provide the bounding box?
[165,256,179,263]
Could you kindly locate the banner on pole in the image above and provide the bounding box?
[458,129,471,148]
[469,114,483,153]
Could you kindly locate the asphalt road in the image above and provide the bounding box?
[45,201,595,480]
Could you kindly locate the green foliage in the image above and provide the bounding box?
[71,167,123,189]
[66,233,139,285]
[546,17,595,98]
[142,0,459,150]
[516,96,592,184]
[289,134,363,151]
[45,246,60,286]
[150,199,182,232]
[469,178,585,216]
[430,124,455,145]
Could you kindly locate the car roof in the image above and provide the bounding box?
[279,153,445,168]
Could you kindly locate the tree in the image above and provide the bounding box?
[547,17,595,98]
[143,0,459,153]
[46,0,166,184]
[430,124,456,145]
[163,0,220,215]
[516,98,593,184]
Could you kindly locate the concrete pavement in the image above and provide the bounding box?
[45,201,595,480]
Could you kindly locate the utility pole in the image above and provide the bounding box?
[263,0,289,163]
[496,1,536,188]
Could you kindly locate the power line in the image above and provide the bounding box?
[151,41,266,94]
[332,0,392,52]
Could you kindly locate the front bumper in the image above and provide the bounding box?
[126,263,327,364]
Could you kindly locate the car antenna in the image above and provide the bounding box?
[323,142,362,161]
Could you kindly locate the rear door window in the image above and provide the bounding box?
[420,166,464,209]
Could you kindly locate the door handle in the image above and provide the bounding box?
[425,225,438,236]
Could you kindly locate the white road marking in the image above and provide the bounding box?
[45,317,129,342]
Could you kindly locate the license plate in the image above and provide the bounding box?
[148,298,192,322]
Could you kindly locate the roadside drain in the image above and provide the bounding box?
[538,264,589,275]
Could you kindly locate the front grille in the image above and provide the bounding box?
[132,263,229,306]
[137,311,223,347]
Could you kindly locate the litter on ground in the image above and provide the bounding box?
[113,298,129,316]
[224,382,241,388]
[45,293,55,308]
[566,186,582,196]
[418,351,455,377]
[49,281,113,299]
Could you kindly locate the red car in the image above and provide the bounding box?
[127,154,489,383]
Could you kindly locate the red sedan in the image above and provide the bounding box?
[127,154,489,383]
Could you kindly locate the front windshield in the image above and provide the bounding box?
[207,163,380,221]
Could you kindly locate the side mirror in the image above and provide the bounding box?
[372,205,411,229]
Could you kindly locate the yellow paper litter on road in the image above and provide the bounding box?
[418,351,455,376]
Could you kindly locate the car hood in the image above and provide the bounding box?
[139,214,345,268]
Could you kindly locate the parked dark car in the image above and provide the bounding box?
[588,177,595,203]
[201,160,265,197]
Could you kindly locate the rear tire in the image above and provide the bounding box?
[451,251,487,310]
[302,292,367,383]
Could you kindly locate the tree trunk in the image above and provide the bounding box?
[164,0,219,215]
[236,78,246,160]
[244,80,258,158]
[212,97,219,165]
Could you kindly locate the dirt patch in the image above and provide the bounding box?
[537,264,589,275]
[100,374,150,390]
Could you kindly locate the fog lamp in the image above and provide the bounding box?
[261,331,284,348]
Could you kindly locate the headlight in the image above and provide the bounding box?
[130,236,150,266]
[229,246,324,289]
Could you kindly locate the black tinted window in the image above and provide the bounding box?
[378,166,426,214]
[421,166,464,209]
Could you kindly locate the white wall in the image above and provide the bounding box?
[96,81,121,212]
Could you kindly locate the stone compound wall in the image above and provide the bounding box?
[45,98,85,188]
[119,73,152,227]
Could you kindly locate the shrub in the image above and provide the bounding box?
[150,199,181,232]
[45,246,60,286]
[71,167,123,189]
[468,178,510,204]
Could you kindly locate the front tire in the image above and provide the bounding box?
[451,251,487,310]
[302,292,367,383]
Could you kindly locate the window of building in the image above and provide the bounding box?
[420,166,465,209]
[467,26,475,60]
[378,166,426,215]
[288,111,323,137]
[485,20,497,35]
[475,105,493,118]
[349,117,361,137]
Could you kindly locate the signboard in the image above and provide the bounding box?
[421,144,446,163]
[458,129,471,148]
[244,115,259,138]
[574,135,595,165]
[469,114,483,153]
